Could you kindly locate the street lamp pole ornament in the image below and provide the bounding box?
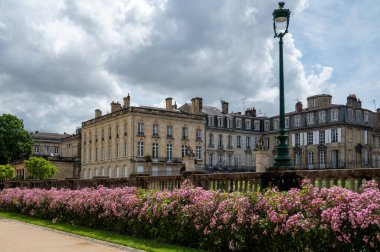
[273,2,292,167]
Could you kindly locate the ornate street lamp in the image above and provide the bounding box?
[273,2,291,167]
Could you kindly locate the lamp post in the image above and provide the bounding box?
[273,2,291,167]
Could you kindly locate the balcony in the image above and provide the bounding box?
[182,136,189,141]
[207,144,215,149]
[152,133,159,138]
[167,134,173,139]
[196,137,202,142]
[217,145,224,150]
[137,132,145,137]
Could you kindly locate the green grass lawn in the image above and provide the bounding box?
[0,211,203,252]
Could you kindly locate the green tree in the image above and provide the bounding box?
[0,114,33,164]
[24,157,58,180]
[0,164,14,181]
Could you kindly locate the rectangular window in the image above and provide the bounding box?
[152,143,158,159]
[331,129,338,143]
[254,121,260,131]
[307,132,313,145]
[319,150,326,168]
[364,130,368,145]
[307,113,314,125]
[235,154,240,167]
[124,142,127,157]
[45,146,50,154]
[166,144,173,161]
[218,117,223,127]
[347,109,353,122]
[245,120,251,130]
[264,121,270,131]
[274,119,279,130]
[264,137,270,149]
[218,153,223,166]
[138,123,144,136]
[295,152,301,166]
[285,117,289,129]
[153,124,159,137]
[108,126,112,139]
[228,155,233,166]
[182,127,188,140]
[116,143,120,158]
[228,135,232,148]
[209,153,213,166]
[124,122,127,136]
[307,151,314,165]
[218,135,223,148]
[319,131,325,144]
[34,145,39,153]
[246,136,250,148]
[54,146,59,154]
[95,129,98,142]
[227,118,233,128]
[116,123,120,138]
[319,111,326,124]
[196,146,201,160]
[108,144,112,160]
[236,118,242,129]
[331,109,339,121]
[295,133,300,146]
[89,148,92,162]
[295,115,301,127]
[167,126,173,138]
[101,146,105,160]
[95,147,98,161]
[196,129,201,140]
[208,116,214,127]
[137,142,144,157]
[181,145,187,158]
[237,135,241,148]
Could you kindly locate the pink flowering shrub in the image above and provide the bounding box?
[0,179,379,251]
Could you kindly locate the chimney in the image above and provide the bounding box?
[221,100,229,114]
[245,107,256,117]
[111,101,122,113]
[191,97,203,114]
[165,97,173,111]
[123,94,130,108]
[95,109,102,118]
[173,101,177,110]
[357,99,362,109]
[295,101,303,113]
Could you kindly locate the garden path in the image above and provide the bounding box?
[0,218,144,252]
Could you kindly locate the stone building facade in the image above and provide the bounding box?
[180,100,262,172]
[31,132,70,157]
[263,94,378,169]
[80,95,205,179]
[181,94,380,171]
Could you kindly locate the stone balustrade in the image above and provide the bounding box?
[3,168,380,192]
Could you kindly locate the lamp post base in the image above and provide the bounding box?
[274,133,291,167]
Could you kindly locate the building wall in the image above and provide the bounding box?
[81,104,205,178]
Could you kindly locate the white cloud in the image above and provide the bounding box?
[0,0,378,133]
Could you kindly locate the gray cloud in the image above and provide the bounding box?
[2,0,375,134]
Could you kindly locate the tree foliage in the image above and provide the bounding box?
[0,164,14,181]
[24,157,58,180]
[0,114,33,164]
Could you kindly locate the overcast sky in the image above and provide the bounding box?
[0,0,379,133]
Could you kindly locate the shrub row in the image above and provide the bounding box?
[0,180,379,251]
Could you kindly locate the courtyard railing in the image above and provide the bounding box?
[4,168,380,192]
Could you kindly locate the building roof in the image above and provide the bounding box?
[31,132,70,142]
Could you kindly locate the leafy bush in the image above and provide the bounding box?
[24,157,58,179]
[0,164,14,181]
[0,180,379,251]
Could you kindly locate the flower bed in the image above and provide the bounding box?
[0,180,379,251]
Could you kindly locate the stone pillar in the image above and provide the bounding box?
[255,150,270,172]
[183,156,196,171]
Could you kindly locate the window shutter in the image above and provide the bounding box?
[303,133,307,146]
[337,128,342,142]
[313,131,318,145]
[325,129,331,143]
[292,134,295,147]
[300,133,304,146]
[364,131,368,144]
